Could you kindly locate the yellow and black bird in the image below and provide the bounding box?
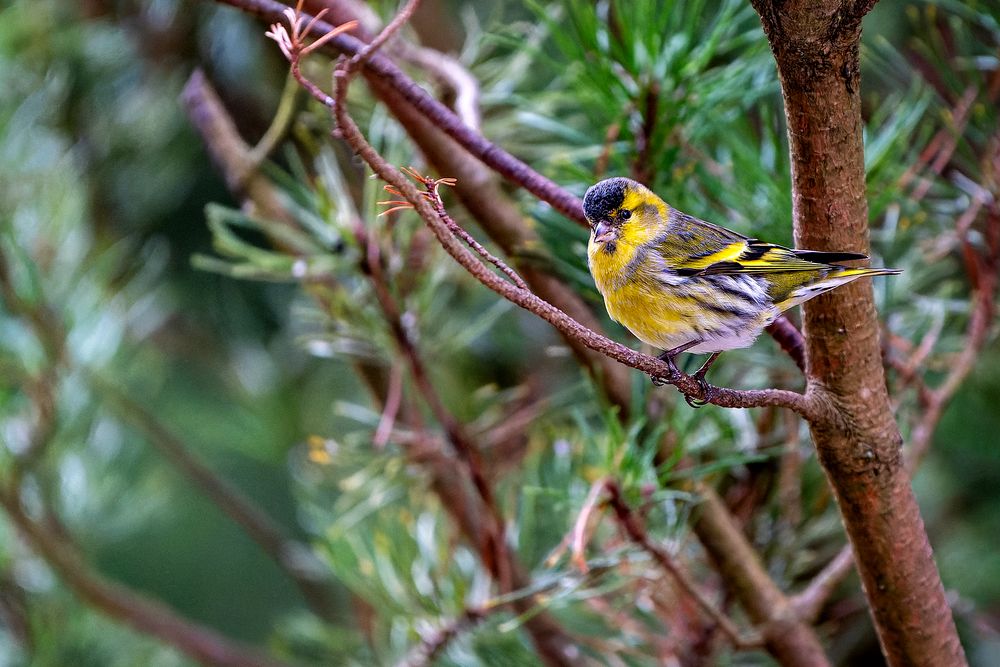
[584,177,899,395]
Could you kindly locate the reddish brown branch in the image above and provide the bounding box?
[231,0,811,413]
[330,65,820,417]
[217,0,588,225]
[765,316,806,374]
[184,37,577,666]
[341,12,578,666]
[690,484,832,665]
[381,174,530,291]
[604,480,760,650]
[749,0,968,663]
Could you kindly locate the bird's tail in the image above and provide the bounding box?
[834,267,902,279]
[776,266,901,311]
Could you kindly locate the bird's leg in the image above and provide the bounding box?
[685,352,722,408]
[651,341,700,387]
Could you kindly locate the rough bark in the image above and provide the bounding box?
[749,1,967,664]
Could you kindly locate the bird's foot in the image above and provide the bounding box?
[683,374,715,408]
[650,352,681,386]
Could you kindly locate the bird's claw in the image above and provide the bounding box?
[684,374,715,408]
[650,354,680,387]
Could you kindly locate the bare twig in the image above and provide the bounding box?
[219,0,588,225]
[791,546,855,622]
[349,0,422,69]
[603,480,761,649]
[264,2,358,107]
[238,0,810,409]
[328,59,821,417]
[379,171,530,291]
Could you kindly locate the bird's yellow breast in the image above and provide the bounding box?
[588,240,698,349]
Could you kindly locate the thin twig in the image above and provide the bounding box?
[240,0,815,391]
[264,1,358,107]
[604,480,761,649]
[337,14,581,663]
[330,57,822,419]
[373,362,404,449]
[220,0,588,225]
[380,171,530,291]
[349,0,422,69]
[791,546,855,622]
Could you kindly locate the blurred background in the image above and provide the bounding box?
[1,0,999,665]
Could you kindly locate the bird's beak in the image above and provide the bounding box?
[593,220,615,244]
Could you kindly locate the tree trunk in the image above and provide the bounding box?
[749,1,967,664]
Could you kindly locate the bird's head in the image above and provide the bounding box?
[583,177,665,253]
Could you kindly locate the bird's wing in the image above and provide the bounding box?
[691,244,869,276]
[660,212,868,276]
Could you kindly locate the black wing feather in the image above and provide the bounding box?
[792,250,868,264]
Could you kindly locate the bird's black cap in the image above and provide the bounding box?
[583,177,629,225]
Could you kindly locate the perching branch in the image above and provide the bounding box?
[223,0,815,414]
[183,37,580,667]
[324,50,820,416]
[338,12,581,667]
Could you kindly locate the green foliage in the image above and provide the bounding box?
[2,0,999,665]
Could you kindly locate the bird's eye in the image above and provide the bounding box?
[619,209,631,220]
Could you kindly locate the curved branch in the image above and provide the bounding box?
[218,0,587,225]
[332,77,819,418]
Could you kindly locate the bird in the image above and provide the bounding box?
[583,176,899,403]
